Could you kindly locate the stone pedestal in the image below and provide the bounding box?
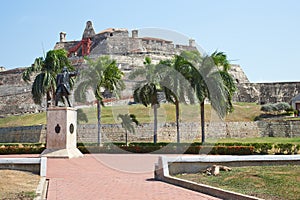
[41,107,83,158]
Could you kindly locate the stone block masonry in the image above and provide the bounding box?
[257,120,300,137]
[0,68,44,116]
[1,121,299,144]
[234,82,300,104]
[0,125,46,143]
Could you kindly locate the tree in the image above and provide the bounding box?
[181,51,228,143]
[211,51,230,71]
[129,57,162,144]
[159,55,196,143]
[74,56,124,145]
[117,114,139,146]
[22,49,73,107]
[211,51,237,113]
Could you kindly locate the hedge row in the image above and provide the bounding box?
[0,142,299,155]
[78,145,254,155]
[79,142,300,155]
[0,143,44,147]
[0,146,45,154]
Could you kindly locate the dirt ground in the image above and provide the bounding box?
[0,169,40,200]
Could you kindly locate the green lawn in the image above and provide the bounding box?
[176,165,300,200]
[0,112,46,128]
[0,102,262,127]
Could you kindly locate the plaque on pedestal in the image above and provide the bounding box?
[41,107,83,158]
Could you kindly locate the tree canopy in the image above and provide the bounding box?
[22,49,73,106]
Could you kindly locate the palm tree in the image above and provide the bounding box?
[181,51,228,143]
[211,51,237,113]
[129,57,162,144]
[22,49,73,107]
[211,51,231,71]
[74,56,124,145]
[159,55,196,143]
[117,114,139,146]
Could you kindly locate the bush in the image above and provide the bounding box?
[261,104,275,113]
[0,142,297,155]
[78,143,254,155]
[274,143,294,154]
[261,102,291,113]
[250,143,273,154]
[274,102,291,112]
[0,146,45,154]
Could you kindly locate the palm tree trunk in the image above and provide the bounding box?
[97,100,102,146]
[200,101,205,143]
[125,130,128,146]
[153,104,158,144]
[175,100,180,143]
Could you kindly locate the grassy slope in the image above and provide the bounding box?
[0,102,262,128]
[0,112,46,128]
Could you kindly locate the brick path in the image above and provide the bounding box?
[46,154,220,200]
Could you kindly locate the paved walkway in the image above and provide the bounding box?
[46,154,220,200]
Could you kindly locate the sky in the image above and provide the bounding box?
[0,0,299,83]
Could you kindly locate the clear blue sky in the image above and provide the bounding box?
[1,0,299,82]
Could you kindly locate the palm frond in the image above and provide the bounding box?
[22,57,44,82]
[31,73,46,105]
[74,55,124,106]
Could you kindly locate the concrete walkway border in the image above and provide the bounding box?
[0,157,47,176]
[155,155,300,200]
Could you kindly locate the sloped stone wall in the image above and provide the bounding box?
[0,68,44,116]
[234,82,300,104]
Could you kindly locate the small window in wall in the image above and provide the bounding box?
[110,33,113,37]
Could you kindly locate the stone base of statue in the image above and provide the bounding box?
[41,107,83,158]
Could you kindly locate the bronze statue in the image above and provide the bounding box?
[55,67,78,107]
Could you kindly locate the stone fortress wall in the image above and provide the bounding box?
[234,82,300,104]
[1,121,300,143]
[0,21,299,116]
[0,68,43,116]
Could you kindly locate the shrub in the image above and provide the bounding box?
[274,143,294,154]
[261,104,275,113]
[294,144,300,154]
[1,142,297,155]
[261,102,291,114]
[77,143,254,155]
[0,146,45,154]
[251,143,273,154]
[209,146,254,155]
[274,102,291,112]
